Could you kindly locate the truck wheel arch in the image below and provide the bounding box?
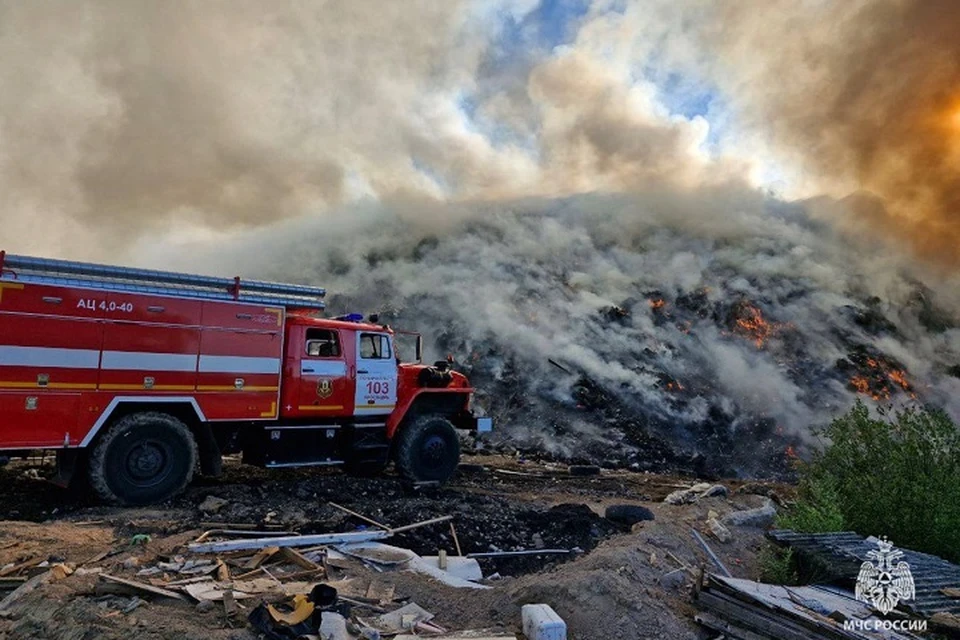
[80,396,207,448]
[80,397,222,477]
[388,390,471,439]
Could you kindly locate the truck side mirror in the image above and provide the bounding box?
[416,335,423,363]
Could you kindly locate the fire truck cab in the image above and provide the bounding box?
[0,252,491,505]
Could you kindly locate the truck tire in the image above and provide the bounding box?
[87,412,197,505]
[395,415,460,483]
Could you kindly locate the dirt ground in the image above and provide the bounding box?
[0,454,786,640]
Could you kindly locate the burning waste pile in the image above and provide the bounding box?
[204,191,960,482]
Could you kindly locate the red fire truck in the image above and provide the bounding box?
[0,252,491,505]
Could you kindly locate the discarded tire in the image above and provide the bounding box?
[568,465,601,477]
[605,504,655,525]
[88,412,197,506]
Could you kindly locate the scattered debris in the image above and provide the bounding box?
[696,573,921,640]
[374,602,434,634]
[664,483,716,505]
[341,543,490,589]
[99,573,186,601]
[700,484,729,499]
[0,454,779,639]
[721,500,777,528]
[0,566,71,617]
[706,516,732,543]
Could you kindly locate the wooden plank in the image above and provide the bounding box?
[449,522,463,557]
[0,557,41,577]
[697,592,826,640]
[0,570,53,617]
[389,516,453,534]
[695,611,775,640]
[243,547,279,570]
[99,574,185,601]
[277,547,319,571]
[215,558,230,581]
[328,502,391,531]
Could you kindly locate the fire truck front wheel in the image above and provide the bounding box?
[87,412,198,505]
[395,415,460,483]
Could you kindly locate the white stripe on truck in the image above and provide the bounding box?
[0,345,280,375]
[0,345,100,369]
[101,351,198,372]
[300,360,347,376]
[199,355,281,374]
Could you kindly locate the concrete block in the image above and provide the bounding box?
[522,603,566,640]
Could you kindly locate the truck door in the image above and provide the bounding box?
[354,332,398,416]
[297,328,352,416]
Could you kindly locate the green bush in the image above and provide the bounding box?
[758,546,798,585]
[781,401,960,563]
[776,468,846,533]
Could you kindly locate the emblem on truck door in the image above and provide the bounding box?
[316,379,333,399]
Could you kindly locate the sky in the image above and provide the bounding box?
[0,0,958,268]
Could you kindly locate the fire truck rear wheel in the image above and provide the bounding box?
[87,412,197,506]
[395,415,460,483]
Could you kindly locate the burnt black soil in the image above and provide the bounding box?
[183,467,622,576]
[0,459,622,576]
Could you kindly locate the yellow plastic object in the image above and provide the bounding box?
[267,594,315,625]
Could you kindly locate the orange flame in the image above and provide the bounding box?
[648,298,666,310]
[887,369,910,390]
[850,376,871,394]
[734,304,775,349]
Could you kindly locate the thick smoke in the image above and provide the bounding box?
[169,190,960,477]
[674,0,960,266]
[1,1,959,477]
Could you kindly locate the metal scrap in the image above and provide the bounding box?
[189,530,391,554]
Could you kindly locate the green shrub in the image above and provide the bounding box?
[782,401,960,563]
[758,545,798,585]
[776,469,845,533]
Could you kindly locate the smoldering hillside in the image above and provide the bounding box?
[179,188,960,479]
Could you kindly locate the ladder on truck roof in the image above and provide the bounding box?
[0,251,326,310]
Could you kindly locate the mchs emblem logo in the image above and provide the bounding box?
[855,538,915,615]
[316,379,333,399]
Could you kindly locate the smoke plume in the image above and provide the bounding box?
[699,0,960,265]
